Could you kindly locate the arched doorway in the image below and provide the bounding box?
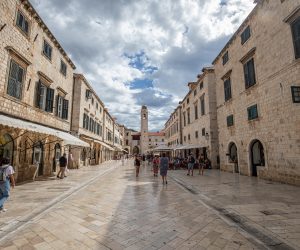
[53,143,61,172]
[228,142,238,173]
[33,141,44,176]
[0,133,14,165]
[133,146,139,155]
[250,140,265,176]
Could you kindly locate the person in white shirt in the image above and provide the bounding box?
[0,158,15,212]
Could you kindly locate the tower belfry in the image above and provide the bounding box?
[140,105,149,154]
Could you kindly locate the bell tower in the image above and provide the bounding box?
[140,105,149,154]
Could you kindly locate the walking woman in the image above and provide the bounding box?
[0,158,15,212]
[159,153,169,185]
[198,154,205,175]
[152,155,159,177]
[134,155,141,177]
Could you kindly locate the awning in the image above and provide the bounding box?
[176,144,203,150]
[152,145,173,152]
[0,114,89,147]
[102,142,115,151]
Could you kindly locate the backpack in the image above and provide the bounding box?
[0,166,8,183]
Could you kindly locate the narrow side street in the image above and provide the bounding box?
[0,161,299,250]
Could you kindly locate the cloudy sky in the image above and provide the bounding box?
[31,0,255,131]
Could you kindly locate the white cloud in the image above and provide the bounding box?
[30,0,255,131]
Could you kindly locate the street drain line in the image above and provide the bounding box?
[170,176,296,250]
[0,164,119,243]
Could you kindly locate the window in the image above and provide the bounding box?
[86,89,92,99]
[200,82,204,89]
[162,139,164,142]
[187,108,190,124]
[195,131,198,138]
[43,40,52,60]
[7,59,24,99]
[187,98,189,104]
[60,60,67,76]
[83,114,88,129]
[16,10,29,35]
[96,103,98,109]
[194,89,197,96]
[188,134,190,140]
[291,17,300,59]
[91,97,94,105]
[200,95,205,116]
[241,25,251,44]
[291,86,300,103]
[224,78,232,101]
[222,51,229,65]
[194,103,198,120]
[56,95,63,118]
[247,104,258,120]
[184,136,186,142]
[244,58,256,88]
[202,128,205,136]
[149,138,151,141]
[183,112,186,126]
[227,115,234,127]
[62,99,69,119]
[35,81,54,112]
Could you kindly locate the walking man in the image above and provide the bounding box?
[57,153,67,179]
[0,158,15,212]
[187,153,195,176]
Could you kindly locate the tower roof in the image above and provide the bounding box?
[141,105,147,109]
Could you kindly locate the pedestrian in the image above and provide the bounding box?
[159,153,169,185]
[57,153,67,179]
[134,155,141,177]
[121,155,125,166]
[198,154,205,175]
[187,153,195,176]
[0,158,15,212]
[152,155,159,177]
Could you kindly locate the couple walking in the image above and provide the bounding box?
[134,153,169,185]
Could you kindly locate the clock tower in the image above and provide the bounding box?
[140,105,149,154]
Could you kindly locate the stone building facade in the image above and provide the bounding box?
[164,106,182,148]
[0,0,89,182]
[71,74,115,167]
[169,68,219,168]
[213,0,300,184]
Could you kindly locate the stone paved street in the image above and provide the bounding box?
[0,161,299,250]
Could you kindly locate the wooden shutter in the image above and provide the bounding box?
[45,88,54,112]
[244,63,249,88]
[35,81,41,108]
[55,95,59,116]
[62,99,69,119]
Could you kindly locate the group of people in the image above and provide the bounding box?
[134,153,169,185]
[186,153,210,176]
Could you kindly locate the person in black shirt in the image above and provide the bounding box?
[57,153,67,179]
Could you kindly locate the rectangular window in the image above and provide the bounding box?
[222,51,229,65]
[16,10,29,35]
[188,134,190,140]
[195,131,198,138]
[35,81,54,112]
[60,60,67,76]
[247,104,258,120]
[184,136,186,142]
[291,17,300,59]
[96,103,98,109]
[224,78,232,101]
[202,128,205,136]
[200,95,205,116]
[62,99,69,120]
[227,115,234,127]
[241,25,251,44]
[7,60,24,99]
[194,103,198,120]
[187,98,189,104]
[86,89,92,99]
[291,86,300,103]
[187,108,190,124]
[56,95,63,118]
[244,58,256,89]
[43,40,52,60]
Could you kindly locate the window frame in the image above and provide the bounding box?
[6,59,25,100]
[291,86,300,103]
[241,25,251,45]
[222,51,229,65]
[243,57,256,89]
[43,40,53,61]
[200,94,205,116]
[16,10,30,36]
[224,77,232,101]
[227,115,234,127]
[60,60,67,76]
[247,104,258,120]
[291,17,300,59]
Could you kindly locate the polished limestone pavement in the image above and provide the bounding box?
[0,161,298,250]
